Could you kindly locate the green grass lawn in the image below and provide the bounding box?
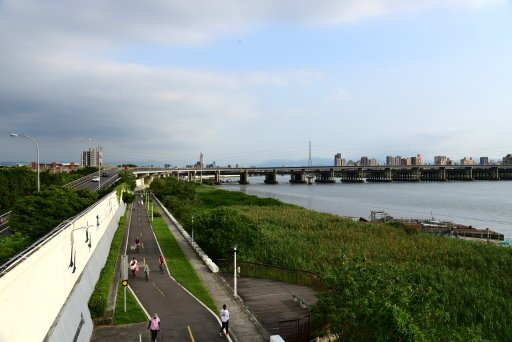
[151,215,217,313]
[113,284,147,325]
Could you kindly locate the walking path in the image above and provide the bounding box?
[93,194,230,341]
[92,191,317,341]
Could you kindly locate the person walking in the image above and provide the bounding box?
[218,304,230,337]
[148,313,160,341]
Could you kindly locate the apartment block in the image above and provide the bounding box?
[81,146,103,167]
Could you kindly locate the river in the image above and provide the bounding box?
[220,176,512,238]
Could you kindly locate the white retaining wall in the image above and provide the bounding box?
[152,195,219,273]
[0,191,125,342]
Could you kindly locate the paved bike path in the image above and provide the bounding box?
[126,195,224,341]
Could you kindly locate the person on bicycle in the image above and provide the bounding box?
[144,263,150,281]
[135,237,141,253]
[130,257,138,277]
[158,255,164,274]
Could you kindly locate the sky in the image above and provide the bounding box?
[1,0,511,166]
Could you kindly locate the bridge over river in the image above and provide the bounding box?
[132,164,512,184]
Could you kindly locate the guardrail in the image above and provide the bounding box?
[65,173,98,189]
[0,211,11,224]
[218,259,326,292]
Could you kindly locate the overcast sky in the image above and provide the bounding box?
[1,0,511,166]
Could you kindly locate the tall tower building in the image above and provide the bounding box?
[334,153,346,166]
[81,146,103,167]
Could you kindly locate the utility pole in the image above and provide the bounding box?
[308,141,312,166]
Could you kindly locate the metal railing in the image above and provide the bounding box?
[218,259,326,292]
[0,211,11,224]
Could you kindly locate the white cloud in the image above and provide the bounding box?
[0,0,508,164]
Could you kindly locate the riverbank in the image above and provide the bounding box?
[150,177,512,340]
[220,177,512,238]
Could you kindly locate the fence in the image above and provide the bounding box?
[218,259,327,292]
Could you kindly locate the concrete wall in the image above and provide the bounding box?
[0,191,125,342]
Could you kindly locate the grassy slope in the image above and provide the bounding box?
[151,216,217,313]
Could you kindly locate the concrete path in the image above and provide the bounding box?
[92,194,228,341]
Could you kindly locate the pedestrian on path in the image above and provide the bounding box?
[219,304,230,337]
[148,313,160,341]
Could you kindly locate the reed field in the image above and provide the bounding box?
[150,178,512,341]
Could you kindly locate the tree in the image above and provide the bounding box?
[10,186,97,239]
[122,192,135,204]
[119,171,136,191]
[193,207,260,261]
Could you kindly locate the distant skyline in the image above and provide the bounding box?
[1,1,511,166]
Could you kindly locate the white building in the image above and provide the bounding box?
[81,146,103,167]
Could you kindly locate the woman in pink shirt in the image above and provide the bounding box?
[148,313,160,341]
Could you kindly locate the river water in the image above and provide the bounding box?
[220,176,512,238]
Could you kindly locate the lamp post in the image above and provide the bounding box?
[10,133,40,192]
[233,245,237,298]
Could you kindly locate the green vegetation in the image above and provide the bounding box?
[89,210,146,324]
[113,285,147,325]
[0,167,37,213]
[0,186,98,265]
[118,170,137,192]
[150,178,512,341]
[0,232,32,265]
[10,186,97,238]
[0,166,98,212]
[152,215,217,313]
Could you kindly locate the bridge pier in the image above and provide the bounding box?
[214,171,221,184]
[366,169,392,182]
[340,169,365,183]
[264,170,278,184]
[491,167,500,180]
[239,170,249,184]
[315,169,335,183]
[289,170,306,184]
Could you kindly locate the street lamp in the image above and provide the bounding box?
[233,245,237,298]
[10,133,40,192]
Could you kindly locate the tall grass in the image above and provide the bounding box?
[190,186,512,340]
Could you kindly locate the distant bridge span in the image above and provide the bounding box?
[131,165,512,184]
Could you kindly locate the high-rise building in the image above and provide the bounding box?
[434,156,450,165]
[359,156,369,166]
[480,157,489,165]
[386,156,401,166]
[414,154,425,165]
[334,153,346,166]
[460,157,476,165]
[401,158,411,165]
[81,146,103,167]
[503,154,512,165]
